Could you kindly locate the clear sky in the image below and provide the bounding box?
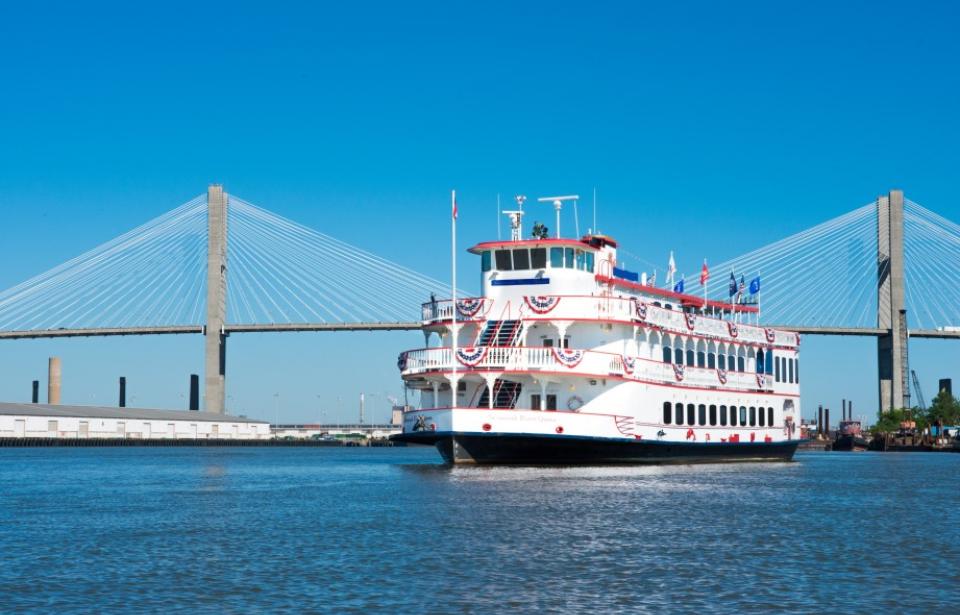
[1,1,958,424]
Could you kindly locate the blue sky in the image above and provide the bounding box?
[1,1,958,423]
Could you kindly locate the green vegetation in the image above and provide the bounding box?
[871,391,960,433]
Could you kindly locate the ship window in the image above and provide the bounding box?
[663,346,672,363]
[653,301,662,307]
[531,394,541,410]
[546,395,557,411]
[795,359,800,383]
[737,356,745,372]
[698,404,706,426]
[697,351,705,368]
[728,353,736,371]
[757,349,765,374]
[729,406,737,426]
[739,406,747,424]
[663,402,672,424]
[586,252,595,272]
[576,250,586,270]
[749,406,756,427]
[719,405,727,426]
[565,248,575,268]
[531,248,547,269]
[718,354,725,370]
[759,406,766,427]
[675,348,683,364]
[543,338,554,348]
[675,403,684,425]
[708,353,716,369]
[550,247,564,268]
[495,249,512,270]
[774,354,780,382]
[789,358,794,383]
[768,407,774,425]
[481,251,492,272]
[686,350,695,366]
[686,404,695,426]
[765,352,773,375]
[709,405,717,426]
[513,249,530,270]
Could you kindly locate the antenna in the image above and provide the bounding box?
[592,187,597,233]
[537,195,579,238]
[502,195,527,241]
[497,193,501,240]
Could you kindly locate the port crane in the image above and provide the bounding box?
[911,370,927,410]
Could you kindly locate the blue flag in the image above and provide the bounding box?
[674,277,685,293]
[749,276,761,294]
[728,272,737,297]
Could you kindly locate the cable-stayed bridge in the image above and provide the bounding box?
[1,186,958,414]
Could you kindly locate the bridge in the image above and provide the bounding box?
[0,186,958,414]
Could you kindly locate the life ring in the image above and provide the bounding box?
[567,395,584,411]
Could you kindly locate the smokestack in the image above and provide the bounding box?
[31,380,39,404]
[825,408,830,435]
[48,357,61,405]
[818,405,823,436]
[849,400,853,419]
[189,374,199,411]
[842,399,847,421]
[119,377,126,408]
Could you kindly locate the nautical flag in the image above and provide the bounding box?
[648,269,657,286]
[700,260,709,285]
[667,252,676,279]
[749,276,761,295]
[452,193,458,219]
[728,272,737,297]
[736,275,746,303]
[674,276,685,294]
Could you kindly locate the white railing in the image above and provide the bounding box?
[399,346,775,393]
[421,295,799,348]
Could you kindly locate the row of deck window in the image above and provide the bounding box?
[661,345,799,383]
[662,402,776,428]
[481,248,595,273]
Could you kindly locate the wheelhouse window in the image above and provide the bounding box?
[585,252,595,272]
[531,248,547,269]
[550,247,564,268]
[663,402,672,424]
[564,247,575,268]
[512,249,530,270]
[481,251,492,272]
[495,249,512,271]
[576,250,586,270]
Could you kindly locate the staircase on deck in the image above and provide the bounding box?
[477,379,523,409]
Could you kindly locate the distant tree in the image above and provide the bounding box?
[871,407,928,434]
[531,222,549,239]
[926,389,960,426]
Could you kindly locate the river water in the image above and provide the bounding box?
[1,447,958,613]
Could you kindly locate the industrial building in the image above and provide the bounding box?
[0,402,270,440]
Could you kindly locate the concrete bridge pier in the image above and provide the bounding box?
[877,190,910,413]
[205,185,228,413]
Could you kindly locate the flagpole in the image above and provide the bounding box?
[451,189,458,394]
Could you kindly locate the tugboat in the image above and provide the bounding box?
[392,193,805,464]
[833,400,868,451]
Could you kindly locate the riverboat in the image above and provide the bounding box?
[392,197,803,464]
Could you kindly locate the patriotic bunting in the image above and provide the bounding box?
[633,299,648,321]
[673,363,685,381]
[523,295,561,314]
[685,313,697,331]
[552,347,585,368]
[456,346,488,367]
[716,368,728,385]
[756,373,766,388]
[456,298,485,319]
[764,328,776,343]
[622,355,637,375]
[727,321,739,338]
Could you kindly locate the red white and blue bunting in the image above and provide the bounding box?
[523,295,561,314]
[685,313,697,331]
[756,373,766,388]
[455,346,488,367]
[716,368,728,385]
[633,299,648,321]
[673,363,685,381]
[456,298,485,319]
[552,347,585,368]
[727,321,739,338]
[764,328,776,343]
[622,355,637,375]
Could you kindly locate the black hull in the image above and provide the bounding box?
[832,435,869,452]
[392,432,801,465]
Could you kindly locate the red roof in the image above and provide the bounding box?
[596,274,759,313]
[468,238,598,254]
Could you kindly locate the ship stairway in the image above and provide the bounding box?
[477,319,522,347]
[477,379,522,409]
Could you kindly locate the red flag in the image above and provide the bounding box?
[699,259,709,285]
[452,193,458,220]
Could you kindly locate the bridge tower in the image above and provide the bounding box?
[877,189,910,413]
[205,184,228,413]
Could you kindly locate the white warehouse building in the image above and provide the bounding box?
[0,402,271,440]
